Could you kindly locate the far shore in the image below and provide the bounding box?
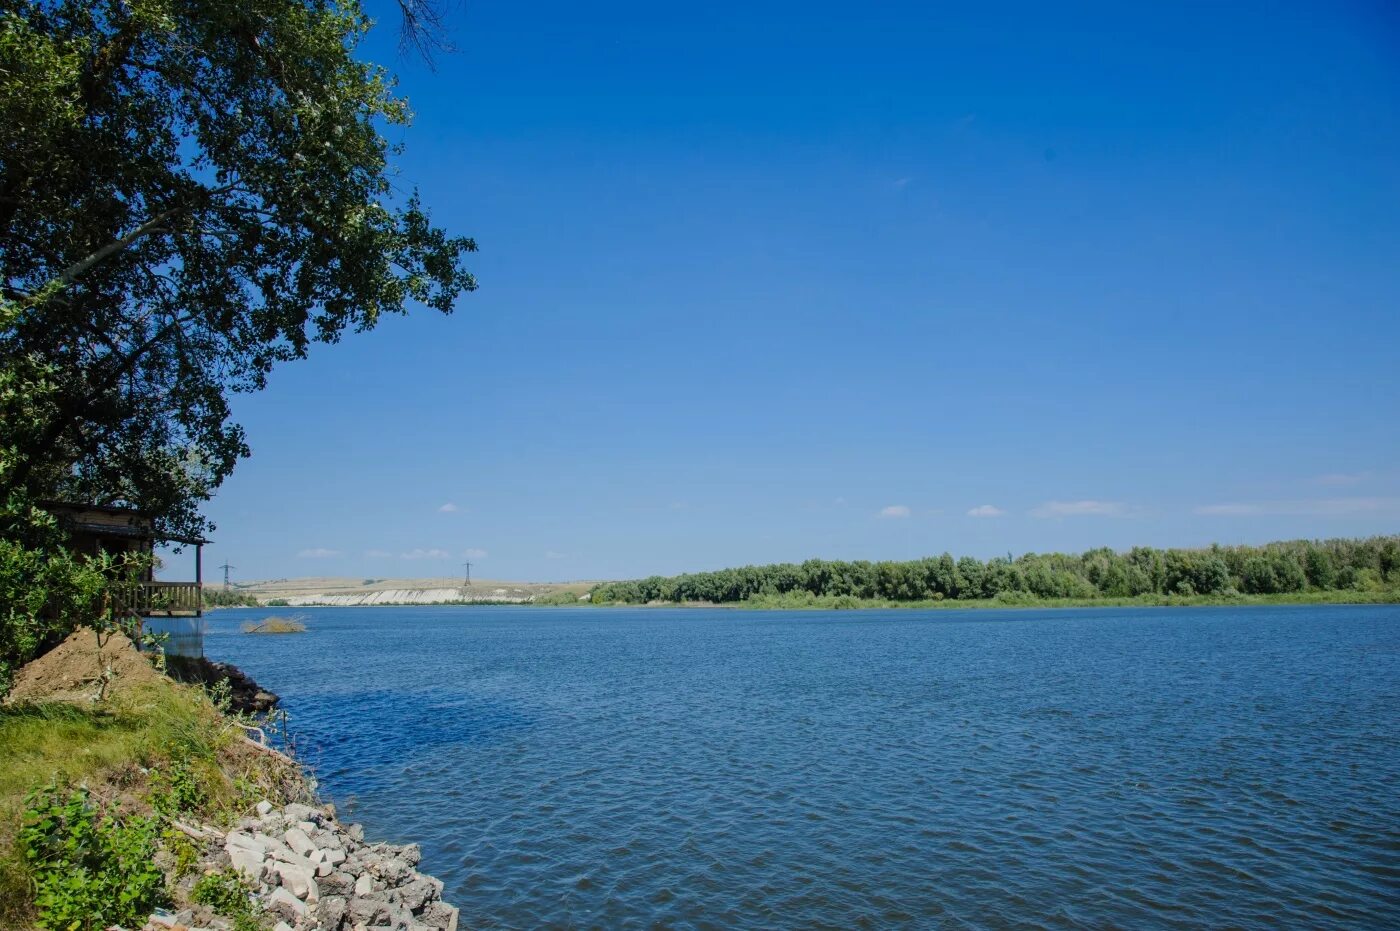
[216,588,1400,611]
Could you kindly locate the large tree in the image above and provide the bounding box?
[0,0,476,541]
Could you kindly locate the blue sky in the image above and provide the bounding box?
[171,0,1400,583]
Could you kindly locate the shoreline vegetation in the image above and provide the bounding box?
[0,627,460,929]
[733,588,1400,611]
[588,535,1400,609]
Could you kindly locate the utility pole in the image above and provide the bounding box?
[219,562,236,591]
[462,561,472,586]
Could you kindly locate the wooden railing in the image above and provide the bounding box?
[115,581,203,617]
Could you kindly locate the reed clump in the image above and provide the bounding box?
[240,615,307,635]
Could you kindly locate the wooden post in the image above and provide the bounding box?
[195,543,203,618]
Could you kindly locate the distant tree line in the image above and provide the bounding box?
[201,589,259,609]
[590,536,1400,604]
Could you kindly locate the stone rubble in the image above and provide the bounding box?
[150,800,460,931]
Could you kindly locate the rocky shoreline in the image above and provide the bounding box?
[150,660,460,931]
[168,655,282,714]
[153,798,459,931]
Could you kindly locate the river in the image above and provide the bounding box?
[205,604,1400,928]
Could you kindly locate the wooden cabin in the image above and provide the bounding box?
[45,502,206,618]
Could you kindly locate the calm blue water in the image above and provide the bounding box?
[206,605,1400,929]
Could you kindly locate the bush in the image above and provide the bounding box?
[202,589,259,608]
[20,785,166,930]
[149,758,206,817]
[192,869,263,931]
[0,539,110,696]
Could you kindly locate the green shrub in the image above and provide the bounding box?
[150,757,206,817]
[192,869,264,931]
[0,539,109,696]
[20,785,166,931]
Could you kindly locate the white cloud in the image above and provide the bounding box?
[544,550,567,559]
[1194,497,1400,517]
[438,502,459,513]
[878,505,911,519]
[1314,472,1371,487]
[893,176,912,189]
[297,548,340,558]
[1193,503,1261,516]
[967,504,1005,518]
[401,548,452,560]
[364,549,393,558]
[462,548,488,559]
[1029,500,1129,518]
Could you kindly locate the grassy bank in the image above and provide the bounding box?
[0,636,304,929]
[731,588,1400,611]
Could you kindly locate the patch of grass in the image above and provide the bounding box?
[0,676,306,929]
[0,683,218,927]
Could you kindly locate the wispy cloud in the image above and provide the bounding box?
[1313,472,1371,487]
[401,548,452,560]
[967,504,1005,518]
[892,176,912,190]
[1029,500,1129,518]
[297,547,341,558]
[878,504,911,519]
[438,502,459,513]
[544,550,566,559]
[462,548,488,559]
[1194,497,1400,517]
[364,549,393,558]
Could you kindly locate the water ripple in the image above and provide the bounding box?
[207,604,1400,929]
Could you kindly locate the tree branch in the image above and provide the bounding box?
[53,209,181,288]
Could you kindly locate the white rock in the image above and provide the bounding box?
[270,861,314,899]
[310,848,327,863]
[355,872,374,896]
[267,887,307,919]
[225,833,266,856]
[283,802,323,824]
[325,847,347,866]
[315,859,334,877]
[253,831,295,857]
[258,842,318,875]
[273,923,293,931]
[256,800,274,817]
[284,826,318,858]
[226,846,266,881]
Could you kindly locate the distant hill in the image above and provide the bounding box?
[229,576,595,606]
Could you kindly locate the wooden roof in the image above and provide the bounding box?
[41,501,209,546]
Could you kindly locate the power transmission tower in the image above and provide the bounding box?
[219,562,236,591]
[462,561,472,586]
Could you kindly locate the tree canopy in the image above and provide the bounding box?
[0,0,476,540]
[590,536,1400,605]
